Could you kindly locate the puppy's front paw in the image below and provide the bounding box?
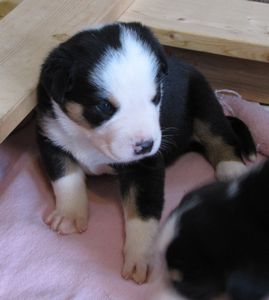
[216,161,247,181]
[122,218,158,284]
[45,209,88,234]
[122,250,151,284]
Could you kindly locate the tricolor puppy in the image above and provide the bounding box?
[36,22,256,284]
[157,159,269,300]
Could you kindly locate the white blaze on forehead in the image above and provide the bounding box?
[91,26,158,103]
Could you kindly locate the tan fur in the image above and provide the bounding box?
[65,157,80,175]
[123,185,138,219]
[65,101,90,129]
[193,119,241,167]
[169,269,183,282]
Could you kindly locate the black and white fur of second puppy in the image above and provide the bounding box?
[36,22,256,284]
[157,159,269,300]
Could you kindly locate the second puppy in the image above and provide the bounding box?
[158,160,269,300]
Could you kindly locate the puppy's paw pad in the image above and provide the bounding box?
[45,210,88,234]
[216,161,247,181]
[122,255,150,284]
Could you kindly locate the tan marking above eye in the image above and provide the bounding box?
[65,101,91,129]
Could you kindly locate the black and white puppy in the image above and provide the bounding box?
[36,22,256,284]
[157,159,269,300]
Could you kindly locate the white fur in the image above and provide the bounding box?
[46,167,89,234]
[122,217,158,284]
[41,102,115,175]
[158,197,201,253]
[90,25,162,162]
[42,26,162,172]
[248,153,257,162]
[216,161,247,181]
[227,181,239,198]
[157,211,179,254]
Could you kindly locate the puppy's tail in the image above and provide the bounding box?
[227,116,257,162]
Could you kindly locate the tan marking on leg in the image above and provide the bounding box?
[124,185,138,219]
[122,185,158,284]
[169,269,183,282]
[213,294,232,300]
[194,119,247,180]
[193,119,240,167]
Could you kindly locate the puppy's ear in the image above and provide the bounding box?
[40,50,73,103]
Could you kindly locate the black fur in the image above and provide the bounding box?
[37,22,257,218]
[164,160,269,300]
[117,155,165,219]
[227,116,257,160]
[37,22,256,219]
[36,132,73,181]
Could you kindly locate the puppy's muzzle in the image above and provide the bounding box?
[134,140,154,155]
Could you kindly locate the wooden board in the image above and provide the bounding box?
[165,47,269,104]
[0,0,22,19]
[0,0,134,143]
[120,0,269,62]
[1,0,269,143]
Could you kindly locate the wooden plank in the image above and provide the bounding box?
[120,0,269,62]
[165,47,269,104]
[0,0,22,20]
[0,0,134,143]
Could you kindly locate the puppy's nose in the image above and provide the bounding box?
[134,140,154,155]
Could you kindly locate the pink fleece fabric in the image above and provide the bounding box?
[0,93,268,299]
[216,90,269,156]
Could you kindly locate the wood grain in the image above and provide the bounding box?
[120,0,269,62]
[166,47,269,104]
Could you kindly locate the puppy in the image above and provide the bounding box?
[157,159,269,300]
[36,22,256,284]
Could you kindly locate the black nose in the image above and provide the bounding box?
[134,140,154,155]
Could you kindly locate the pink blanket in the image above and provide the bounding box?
[0,93,268,299]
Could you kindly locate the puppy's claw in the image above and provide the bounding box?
[122,257,150,284]
[45,210,88,235]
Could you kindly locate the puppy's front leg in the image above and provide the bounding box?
[118,156,165,284]
[46,166,88,234]
[38,134,89,234]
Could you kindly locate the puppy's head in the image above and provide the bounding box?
[40,22,167,163]
[156,194,231,300]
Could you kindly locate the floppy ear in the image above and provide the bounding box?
[40,52,73,103]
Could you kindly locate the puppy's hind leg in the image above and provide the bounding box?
[193,119,247,181]
[189,71,254,181]
[38,134,89,234]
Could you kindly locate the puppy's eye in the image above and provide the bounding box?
[152,94,160,105]
[95,101,115,114]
